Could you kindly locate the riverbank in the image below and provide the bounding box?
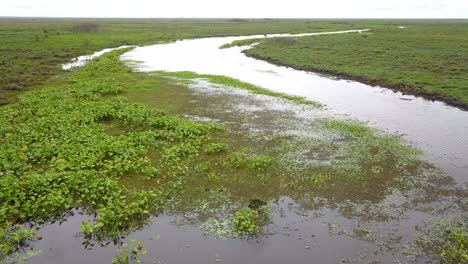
[240,21,468,110]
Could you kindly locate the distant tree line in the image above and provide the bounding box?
[72,23,99,33]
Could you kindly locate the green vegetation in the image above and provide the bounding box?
[1,18,464,262]
[438,228,467,263]
[201,201,270,238]
[204,143,227,154]
[226,151,273,173]
[0,226,35,260]
[417,215,468,264]
[0,49,228,258]
[0,48,433,260]
[220,38,263,49]
[0,18,358,105]
[153,71,322,106]
[240,20,468,108]
[232,206,270,237]
[112,239,148,264]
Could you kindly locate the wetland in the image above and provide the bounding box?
[0,19,467,264]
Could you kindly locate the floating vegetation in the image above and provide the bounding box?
[438,228,468,263]
[0,49,230,258]
[112,239,148,264]
[232,206,270,237]
[416,214,468,264]
[0,226,35,260]
[201,200,270,238]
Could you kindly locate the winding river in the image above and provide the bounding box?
[121,30,468,185]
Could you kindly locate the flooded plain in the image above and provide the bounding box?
[122,31,468,185]
[19,30,468,264]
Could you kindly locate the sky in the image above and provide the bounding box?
[0,0,467,18]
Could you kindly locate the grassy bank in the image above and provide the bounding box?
[236,20,468,109]
[0,18,361,105]
[152,71,322,107]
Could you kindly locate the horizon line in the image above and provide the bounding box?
[1,16,467,20]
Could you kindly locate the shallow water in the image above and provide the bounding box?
[28,198,422,264]
[122,31,468,186]
[62,45,131,70]
[23,75,459,264]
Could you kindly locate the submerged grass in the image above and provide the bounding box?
[417,214,468,264]
[153,71,322,107]
[321,119,424,202]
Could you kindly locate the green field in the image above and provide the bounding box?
[238,20,468,108]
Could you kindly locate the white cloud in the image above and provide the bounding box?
[0,0,467,18]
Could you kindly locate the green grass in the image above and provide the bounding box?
[220,38,263,49]
[0,18,358,105]
[153,71,322,107]
[242,20,468,108]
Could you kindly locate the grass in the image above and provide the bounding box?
[220,38,263,49]
[241,20,468,108]
[153,71,322,107]
[0,18,358,105]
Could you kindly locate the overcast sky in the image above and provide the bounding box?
[1,0,467,18]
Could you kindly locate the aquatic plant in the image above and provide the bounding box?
[0,226,35,260]
[112,239,147,264]
[0,49,228,258]
[0,24,456,262]
[232,206,270,237]
[438,228,467,263]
